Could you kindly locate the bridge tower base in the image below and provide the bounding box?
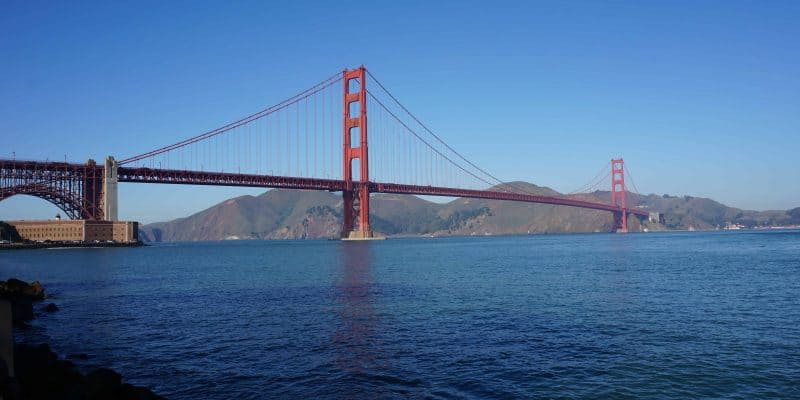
[613,211,627,233]
[340,66,374,240]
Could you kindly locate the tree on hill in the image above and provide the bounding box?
[788,208,800,225]
[0,221,22,242]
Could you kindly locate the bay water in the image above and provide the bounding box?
[2,230,799,398]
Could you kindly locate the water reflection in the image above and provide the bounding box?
[332,242,387,396]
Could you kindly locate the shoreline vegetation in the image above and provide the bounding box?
[0,278,164,399]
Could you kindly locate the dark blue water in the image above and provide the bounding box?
[2,230,799,399]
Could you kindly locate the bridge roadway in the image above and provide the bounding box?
[117,166,649,217]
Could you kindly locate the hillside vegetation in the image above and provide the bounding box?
[138,183,798,241]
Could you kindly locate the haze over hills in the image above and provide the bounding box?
[138,182,800,242]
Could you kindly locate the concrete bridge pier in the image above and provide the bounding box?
[102,156,118,221]
[613,211,629,233]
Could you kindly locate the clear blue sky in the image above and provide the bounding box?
[1,0,798,223]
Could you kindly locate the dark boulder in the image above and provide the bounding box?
[44,303,59,313]
[0,279,46,324]
[0,279,45,300]
[13,344,165,400]
[86,368,122,399]
[8,299,33,322]
[120,383,166,400]
[14,343,85,399]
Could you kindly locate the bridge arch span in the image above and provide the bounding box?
[0,185,90,220]
[0,159,107,221]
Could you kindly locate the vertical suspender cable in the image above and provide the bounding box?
[305,97,309,177]
[295,102,300,176]
[320,85,328,177]
[313,91,317,177]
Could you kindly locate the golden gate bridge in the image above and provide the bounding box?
[0,66,649,238]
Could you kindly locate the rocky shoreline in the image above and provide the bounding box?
[0,278,165,399]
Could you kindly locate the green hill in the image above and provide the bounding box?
[138,184,799,242]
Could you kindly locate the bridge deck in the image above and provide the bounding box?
[117,167,345,192]
[370,182,649,217]
[117,167,648,217]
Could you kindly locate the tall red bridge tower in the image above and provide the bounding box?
[341,66,373,239]
[611,158,627,232]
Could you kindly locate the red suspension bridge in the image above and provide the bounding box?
[0,66,649,238]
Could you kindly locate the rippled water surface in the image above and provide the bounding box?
[2,230,800,398]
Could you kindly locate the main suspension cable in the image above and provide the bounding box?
[120,72,341,165]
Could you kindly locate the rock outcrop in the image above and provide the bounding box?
[0,280,165,399]
[3,343,165,400]
[0,279,44,301]
[0,279,46,323]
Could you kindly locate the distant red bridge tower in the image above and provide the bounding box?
[611,158,627,233]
